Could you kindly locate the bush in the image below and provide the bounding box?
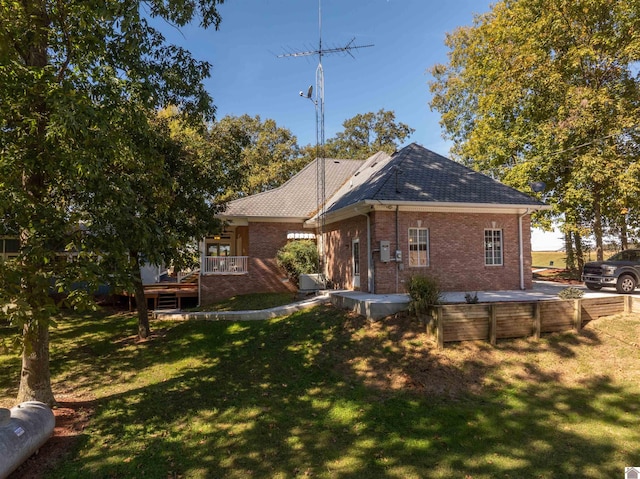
[464,292,479,304]
[276,240,319,286]
[558,286,584,299]
[407,275,442,317]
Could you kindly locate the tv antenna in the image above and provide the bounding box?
[279,0,373,279]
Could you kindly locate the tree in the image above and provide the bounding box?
[430,0,640,262]
[80,107,234,339]
[323,109,415,159]
[211,115,303,200]
[0,0,226,405]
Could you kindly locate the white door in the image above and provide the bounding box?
[352,239,360,289]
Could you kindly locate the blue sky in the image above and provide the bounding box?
[151,0,494,154]
[151,0,564,250]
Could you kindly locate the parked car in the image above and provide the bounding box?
[581,249,640,293]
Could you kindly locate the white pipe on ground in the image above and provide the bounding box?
[0,401,55,478]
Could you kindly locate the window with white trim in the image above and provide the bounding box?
[484,229,503,266]
[408,227,429,267]
[352,239,360,276]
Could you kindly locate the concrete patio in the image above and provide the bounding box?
[154,280,633,322]
[329,280,630,320]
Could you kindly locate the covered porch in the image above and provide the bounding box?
[201,224,249,275]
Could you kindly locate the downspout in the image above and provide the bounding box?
[518,209,530,290]
[395,205,400,294]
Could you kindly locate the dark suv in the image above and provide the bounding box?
[582,249,640,293]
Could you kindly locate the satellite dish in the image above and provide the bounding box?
[299,85,313,99]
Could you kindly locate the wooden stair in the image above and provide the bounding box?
[179,270,199,284]
[156,293,178,310]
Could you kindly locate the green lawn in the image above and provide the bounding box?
[1,307,639,478]
[532,250,567,268]
[189,292,298,312]
[532,250,613,269]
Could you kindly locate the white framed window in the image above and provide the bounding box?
[484,229,503,266]
[408,227,429,267]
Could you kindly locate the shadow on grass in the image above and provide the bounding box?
[23,307,640,478]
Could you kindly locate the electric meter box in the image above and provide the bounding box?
[380,241,390,262]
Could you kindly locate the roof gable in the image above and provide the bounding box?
[222,158,364,218]
[325,143,544,214]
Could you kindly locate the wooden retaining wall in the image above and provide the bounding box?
[430,296,631,349]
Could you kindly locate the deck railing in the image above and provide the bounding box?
[202,256,248,275]
[177,269,199,283]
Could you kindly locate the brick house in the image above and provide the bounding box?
[199,143,548,305]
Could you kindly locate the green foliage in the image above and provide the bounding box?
[323,109,415,159]
[230,109,416,187]
[276,240,319,286]
[211,114,304,201]
[558,287,585,300]
[0,0,227,402]
[407,275,442,316]
[429,0,640,260]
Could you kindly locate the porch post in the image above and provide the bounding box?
[198,238,204,307]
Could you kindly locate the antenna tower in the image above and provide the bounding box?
[279,0,373,279]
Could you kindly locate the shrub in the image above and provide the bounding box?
[407,275,442,317]
[276,240,319,286]
[464,292,479,304]
[558,286,584,299]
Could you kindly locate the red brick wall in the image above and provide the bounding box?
[324,216,368,290]
[324,210,533,294]
[202,211,534,303]
[200,222,299,305]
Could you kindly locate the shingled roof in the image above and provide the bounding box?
[222,143,547,222]
[222,158,364,219]
[324,143,545,215]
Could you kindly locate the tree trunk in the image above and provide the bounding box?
[593,191,604,261]
[14,2,55,406]
[131,252,151,339]
[564,231,575,272]
[621,219,629,250]
[574,231,585,274]
[17,321,55,406]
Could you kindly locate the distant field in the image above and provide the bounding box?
[532,251,567,268]
[532,250,611,269]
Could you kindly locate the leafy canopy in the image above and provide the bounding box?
[211,115,303,200]
[430,0,640,257]
[324,109,415,160]
[0,0,227,403]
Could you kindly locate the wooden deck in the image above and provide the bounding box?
[142,283,198,310]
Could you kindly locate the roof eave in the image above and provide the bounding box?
[366,199,551,213]
[308,200,550,227]
[218,215,311,226]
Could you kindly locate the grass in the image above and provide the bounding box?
[188,292,297,312]
[532,250,616,269]
[532,251,567,268]
[2,306,640,478]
